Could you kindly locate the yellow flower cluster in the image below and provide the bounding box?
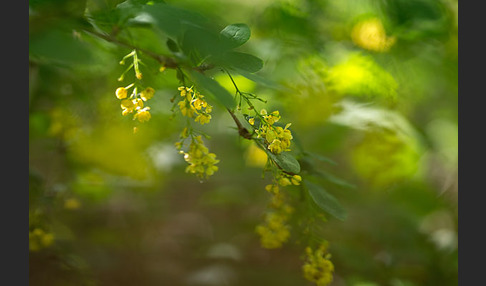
[254,109,293,154]
[115,86,155,123]
[255,209,292,249]
[178,86,212,125]
[256,177,297,249]
[181,135,219,178]
[29,228,55,252]
[302,243,335,286]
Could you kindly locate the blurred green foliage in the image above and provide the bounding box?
[29,0,457,285]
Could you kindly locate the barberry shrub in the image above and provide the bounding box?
[29,0,458,285]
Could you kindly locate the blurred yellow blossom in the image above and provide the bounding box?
[351,17,396,52]
[302,242,334,286]
[64,198,81,210]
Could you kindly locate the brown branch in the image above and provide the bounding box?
[83,29,179,68]
[226,108,253,140]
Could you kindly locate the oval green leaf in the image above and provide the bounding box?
[233,68,289,91]
[220,23,251,49]
[263,149,301,174]
[306,181,347,221]
[222,51,263,73]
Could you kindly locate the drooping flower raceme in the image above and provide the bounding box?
[178,86,212,125]
[115,86,155,124]
[180,135,220,178]
[255,172,300,249]
[302,243,335,286]
[253,109,294,154]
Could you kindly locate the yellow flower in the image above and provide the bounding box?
[178,101,195,118]
[265,184,279,194]
[249,118,255,125]
[265,111,281,125]
[268,139,284,154]
[120,99,135,116]
[302,243,335,286]
[195,113,211,125]
[192,98,207,110]
[140,87,155,101]
[134,107,151,123]
[291,175,302,185]
[178,86,187,97]
[133,98,144,110]
[115,87,128,99]
[278,177,292,186]
[255,212,291,249]
[181,136,220,178]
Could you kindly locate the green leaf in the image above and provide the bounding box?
[188,70,235,109]
[219,52,263,73]
[220,23,251,49]
[314,170,356,189]
[29,28,94,66]
[263,148,301,174]
[181,24,225,64]
[232,68,289,91]
[306,181,347,221]
[141,3,210,39]
[166,38,179,53]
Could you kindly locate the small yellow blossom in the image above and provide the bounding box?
[195,113,211,125]
[291,175,302,185]
[268,139,284,154]
[249,118,255,125]
[265,184,280,194]
[140,87,155,101]
[115,87,128,99]
[192,98,207,110]
[134,107,151,123]
[133,98,144,110]
[178,101,195,118]
[120,99,135,115]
